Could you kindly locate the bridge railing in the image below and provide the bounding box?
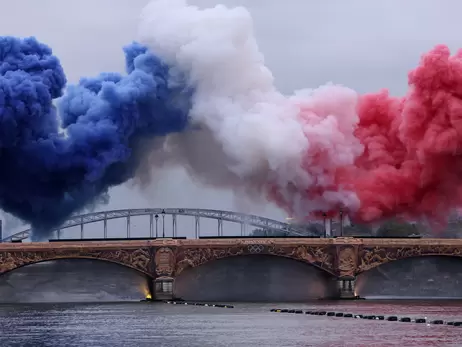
[1,208,322,242]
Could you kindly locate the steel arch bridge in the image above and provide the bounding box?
[1,208,318,242]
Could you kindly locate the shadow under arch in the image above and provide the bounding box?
[0,258,151,303]
[174,254,338,302]
[356,254,462,298]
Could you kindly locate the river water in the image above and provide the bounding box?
[0,300,461,347]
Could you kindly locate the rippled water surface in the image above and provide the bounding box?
[1,301,461,347]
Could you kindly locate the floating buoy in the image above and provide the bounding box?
[431,320,444,325]
[269,308,460,328]
[164,301,233,308]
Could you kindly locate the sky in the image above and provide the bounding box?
[1,0,461,238]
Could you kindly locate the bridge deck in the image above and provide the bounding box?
[1,237,462,251]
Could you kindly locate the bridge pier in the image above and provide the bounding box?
[337,276,357,299]
[153,277,175,301]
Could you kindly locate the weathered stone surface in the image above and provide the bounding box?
[1,237,462,278]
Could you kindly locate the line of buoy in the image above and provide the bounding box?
[270,309,462,327]
[165,301,234,308]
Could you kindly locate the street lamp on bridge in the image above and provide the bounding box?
[162,210,165,238]
[155,214,159,238]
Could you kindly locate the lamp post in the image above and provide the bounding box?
[339,208,344,237]
[155,214,159,238]
[323,213,327,238]
[162,210,165,238]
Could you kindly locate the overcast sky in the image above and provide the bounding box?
[1,0,461,237]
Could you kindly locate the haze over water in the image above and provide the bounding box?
[1,301,461,347]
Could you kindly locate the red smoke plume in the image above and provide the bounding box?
[269,45,462,227]
[353,45,462,224]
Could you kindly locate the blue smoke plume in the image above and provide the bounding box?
[0,36,190,239]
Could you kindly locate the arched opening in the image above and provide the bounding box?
[356,255,462,299]
[0,258,151,303]
[174,254,337,302]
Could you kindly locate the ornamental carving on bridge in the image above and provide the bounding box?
[336,245,358,277]
[173,242,335,276]
[0,248,152,276]
[154,247,175,277]
[357,245,462,273]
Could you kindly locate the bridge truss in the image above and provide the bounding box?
[1,208,319,242]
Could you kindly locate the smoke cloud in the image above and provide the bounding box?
[0,37,189,238]
[138,0,363,221]
[138,0,462,226]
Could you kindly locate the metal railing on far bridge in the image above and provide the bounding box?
[1,208,319,242]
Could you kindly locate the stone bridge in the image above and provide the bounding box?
[1,237,462,299]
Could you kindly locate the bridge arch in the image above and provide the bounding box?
[173,244,337,277]
[0,247,153,277]
[3,208,314,242]
[357,250,462,275]
[356,254,462,298]
[0,257,152,278]
[0,257,153,303]
[174,253,338,301]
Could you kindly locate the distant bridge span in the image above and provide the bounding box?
[1,208,316,242]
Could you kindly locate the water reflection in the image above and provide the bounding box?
[0,301,461,347]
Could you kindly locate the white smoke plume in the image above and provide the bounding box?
[137,0,363,220]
